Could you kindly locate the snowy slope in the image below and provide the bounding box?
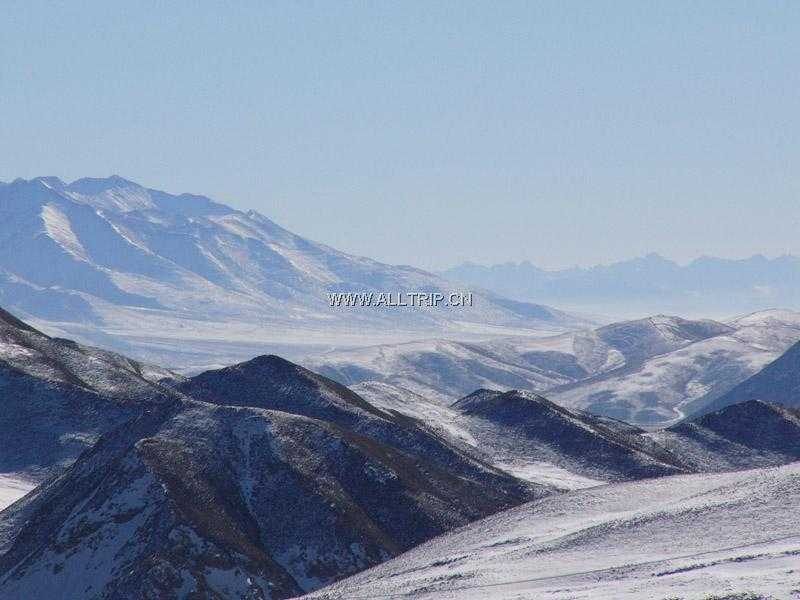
[305,316,723,402]
[550,309,800,426]
[0,177,585,369]
[697,336,800,416]
[350,381,479,449]
[306,338,577,405]
[308,312,800,427]
[302,462,800,600]
[0,476,34,512]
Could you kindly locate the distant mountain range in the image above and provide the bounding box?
[0,176,584,369]
[442,253,800,318]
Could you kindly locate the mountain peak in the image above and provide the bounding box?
[453,388,568,419]
[680,399,785,430]
[178,354,395,423]
[30,176,66,190]
[236,353,299,372]
[67,174,139,192]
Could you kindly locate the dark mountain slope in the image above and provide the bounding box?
[0,400,536,599]
[0,306,182,480]
[652,399,800,471]
[452,389,689,482]
[177,355,535,497]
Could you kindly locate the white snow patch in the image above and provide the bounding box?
[40,203,90,262]
[0,475,35,510]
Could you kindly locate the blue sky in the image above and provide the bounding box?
[2,1,798,270]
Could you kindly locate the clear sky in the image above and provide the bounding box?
[2,1,798,271]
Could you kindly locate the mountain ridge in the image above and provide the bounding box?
[0,307,544,599]
[306,310,800,427]
[0,176,586,369]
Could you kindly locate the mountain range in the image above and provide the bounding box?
[0,176,583,370]
[307,310,800,427]
[346,382,800,488]
[0,307,535,597]
[3,175,800,598]
[3,305,800,598]
[442,252,800,318]
[9,175,800,432]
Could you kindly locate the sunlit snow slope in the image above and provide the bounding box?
[303,463,800,600]
[309,311,800,427]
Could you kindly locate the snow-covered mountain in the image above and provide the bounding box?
[652,400,800,471]
[307,310,800,427]
[547,309,800,426]
[0,305,181,490]
[451,389,688,483]
[696,336,800,416]
[0,400,533,599]
[302,461,800,600]
[0,176,584,369]
[306,315,731,401]
[3,305,800,598]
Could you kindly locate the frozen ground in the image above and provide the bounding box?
[302,462,800,600]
